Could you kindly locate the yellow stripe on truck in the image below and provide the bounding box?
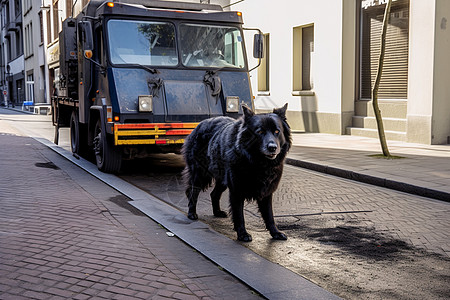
[113,123,198,146]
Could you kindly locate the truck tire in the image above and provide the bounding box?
[70,111,88,156]
[93,119,122,173]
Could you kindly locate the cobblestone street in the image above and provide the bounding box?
[122,155,450,300]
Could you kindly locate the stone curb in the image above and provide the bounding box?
[285,157,450,202]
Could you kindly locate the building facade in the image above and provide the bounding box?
[0,0,24,107]
[23,0,50,106]
[0,0,447,145]
[234,0,450,145]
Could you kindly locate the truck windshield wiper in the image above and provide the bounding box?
[129,64,158,74]
[209,68,222,75]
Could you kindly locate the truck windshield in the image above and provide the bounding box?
[107,19,178,66]
[179,24,245,69]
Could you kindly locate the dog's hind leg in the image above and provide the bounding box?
[186,185,201,220]
[210,183,227,218]
[258,195,287,240]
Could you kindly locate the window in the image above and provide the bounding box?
[24,24,28,57]
[66,0,72,19]
[107,20,178,66]
[179,23,245,69]
[293,25,314,92]
[16,79,24,104]
[46,10,51,43]
[23,0,32,13]
[257,33,269,92]
[39,66,46,102]
[26,73,34,103]
[359,0,409,99]
[29,23,33,56]
[53,1,59,41]
[5,2,10,25]
[6,37,11,62]
[39,11,44,44]
[15,31,23,57]
[24,22,33,58]
[0,45,3,84]
[14,0,21,17]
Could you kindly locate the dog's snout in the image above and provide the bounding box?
[267,143,278,153]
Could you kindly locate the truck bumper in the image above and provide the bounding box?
[113,123,198,146]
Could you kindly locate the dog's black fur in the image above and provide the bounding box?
[182,104,291,242]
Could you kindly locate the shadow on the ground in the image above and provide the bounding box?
[278,220,414,260]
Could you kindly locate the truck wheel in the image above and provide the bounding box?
[70,111,89,157]
[93,120,122,173]
[70,111,80,154]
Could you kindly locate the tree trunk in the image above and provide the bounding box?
[372,0,392,157]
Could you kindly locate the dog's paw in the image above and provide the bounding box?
[237,232,253,242]
[213,210,228,218]
[271,231,288,240]
[187,212,198,220]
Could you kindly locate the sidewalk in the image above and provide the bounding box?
[0,122,262,299]
[288,134,450,201]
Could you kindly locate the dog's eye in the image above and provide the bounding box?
[274,130,280,135]
[256,129,264,135]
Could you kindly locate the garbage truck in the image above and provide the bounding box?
[52,0,263,173]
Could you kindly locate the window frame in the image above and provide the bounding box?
[292,24,314,96]
[357,0,410,100]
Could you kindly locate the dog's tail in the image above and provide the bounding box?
[182,123,213,192]
[182,117,232,192]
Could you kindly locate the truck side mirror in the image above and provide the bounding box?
[79,21,94,58]
[253,33,264,59]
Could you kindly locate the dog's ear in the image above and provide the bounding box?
[242,104,254,122]
[273,103,288,120]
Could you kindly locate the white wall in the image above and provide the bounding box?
[407,0,450,144]
[407,1,434,117]
[232,0,346,115]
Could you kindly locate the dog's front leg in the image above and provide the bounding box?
[258,195,287,240]
[230,193,252,242]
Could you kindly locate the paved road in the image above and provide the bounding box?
[120,155,450,299]
[2,108,449,299]
[121,149,450,258]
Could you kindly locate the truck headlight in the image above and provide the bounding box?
[138,95,153,112]
[226,96,239,113]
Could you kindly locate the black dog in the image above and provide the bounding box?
[182,104,291,242]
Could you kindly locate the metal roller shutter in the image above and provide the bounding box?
[360,0,409,99]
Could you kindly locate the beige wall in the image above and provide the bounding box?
[341,0,357,133]
[432,0,450,144]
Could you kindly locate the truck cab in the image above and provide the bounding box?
[53,0,263,173]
